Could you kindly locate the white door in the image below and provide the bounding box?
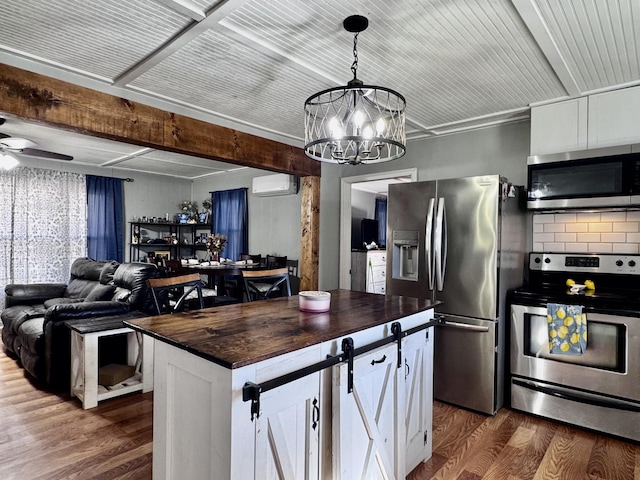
[404,328,434,473]
[254,372,320,480]
[333,343,403,479]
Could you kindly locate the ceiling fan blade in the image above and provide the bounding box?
[0,137,37,150]
[20,148,73,161]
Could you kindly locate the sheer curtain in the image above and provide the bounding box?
[0,167,87,308]
[211,188,248,261]
[86,175,124,261]
[375,197,387,247]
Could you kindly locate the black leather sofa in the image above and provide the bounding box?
[1,257,160,389]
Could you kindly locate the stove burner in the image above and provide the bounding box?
[512,252,640,316]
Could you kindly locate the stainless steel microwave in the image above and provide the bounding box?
[527,145,640,210]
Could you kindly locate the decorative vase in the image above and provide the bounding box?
[210,251,220,262]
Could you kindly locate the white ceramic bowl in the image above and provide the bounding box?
[299,291,331,312]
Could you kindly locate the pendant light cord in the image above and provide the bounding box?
[351,32,359,81]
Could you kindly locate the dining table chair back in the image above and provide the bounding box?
[266,255,287,269]
[147,273,205,314]
[241,267,291,302]
[240,253,262,265]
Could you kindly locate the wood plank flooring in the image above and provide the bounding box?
[409,401,640,480]
[1,347,640,479]
[0,349,153,479]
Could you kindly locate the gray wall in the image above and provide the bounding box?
[318,120,531,290]
[192,169,301,263]
[17,119,530,282]
[13,157,192,262]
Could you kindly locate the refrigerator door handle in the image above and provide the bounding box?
[438,320,490,333]
[435,197,447,291]
[426,197,435,290]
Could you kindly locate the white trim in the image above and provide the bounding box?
[339,168,418,289]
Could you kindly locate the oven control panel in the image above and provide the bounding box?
[529,252,640,274]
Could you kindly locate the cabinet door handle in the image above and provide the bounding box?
[371,354,387,365]
[312,398,320,430]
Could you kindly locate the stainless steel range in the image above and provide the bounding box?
[510,252,640,441]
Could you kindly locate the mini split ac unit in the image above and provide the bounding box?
[251,174,299,197]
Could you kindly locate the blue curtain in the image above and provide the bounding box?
[86,175,124,261]
[211,188,248,261]
[375,197,387,247]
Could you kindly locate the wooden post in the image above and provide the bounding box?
[300,176,320,291]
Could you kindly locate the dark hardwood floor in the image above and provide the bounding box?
[1,347,639,479]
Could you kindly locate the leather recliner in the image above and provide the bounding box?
[1,257,160,389]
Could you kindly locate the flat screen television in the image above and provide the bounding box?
[360,218,378,247]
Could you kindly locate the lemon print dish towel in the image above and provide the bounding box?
[547,303,587,355]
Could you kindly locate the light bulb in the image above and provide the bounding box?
[353,110,364,128]
[328,117,343,139]
[376,118,386,135]
[363,125,374,140]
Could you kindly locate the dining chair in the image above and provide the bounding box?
[147,273,206,314]
[165,259,221,306]
[241,267,291,302]
[266,255,287,268]
[240,253,262,265]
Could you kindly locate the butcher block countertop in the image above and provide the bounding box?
[125,289,439,369]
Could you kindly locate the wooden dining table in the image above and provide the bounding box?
[182,262,267,300]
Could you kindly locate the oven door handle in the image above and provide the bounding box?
[513,378,640,412]
[437,319,489,333]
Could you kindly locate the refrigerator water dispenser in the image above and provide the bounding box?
[391,230,419,281]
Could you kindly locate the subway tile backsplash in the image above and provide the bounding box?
[532,212,640,253]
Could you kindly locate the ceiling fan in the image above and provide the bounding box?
[0,118,73,161]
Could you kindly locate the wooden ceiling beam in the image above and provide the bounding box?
[0,64,320,177]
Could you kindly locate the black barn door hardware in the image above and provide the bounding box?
[242,319,436,420]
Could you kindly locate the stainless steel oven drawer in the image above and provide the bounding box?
[511,377,640,442]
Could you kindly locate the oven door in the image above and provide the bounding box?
[510,304,640,403]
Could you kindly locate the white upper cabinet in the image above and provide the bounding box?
[530,97,588,155]
[588,86,640,149]
[530,86,640,156]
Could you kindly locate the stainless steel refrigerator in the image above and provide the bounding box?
[386,174,525,414]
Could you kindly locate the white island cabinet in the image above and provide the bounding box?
[126,289,437,480]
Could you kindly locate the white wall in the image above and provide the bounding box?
[318,121,531,290]
[192,168,301,263]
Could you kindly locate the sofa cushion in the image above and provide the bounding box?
[65,279,100,300]
[19,346,45,382]
[99,261,120,285]
[18,317,45,354]
[65,258,119,300]
[112,263,159,313]
[1,305,47,334]
[112,287,131,303]
[44,298,82,309]
[85,284,116,302]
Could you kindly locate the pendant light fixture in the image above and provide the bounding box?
[304,15,406,165]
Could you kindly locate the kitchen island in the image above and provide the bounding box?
[126,289,438,479]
